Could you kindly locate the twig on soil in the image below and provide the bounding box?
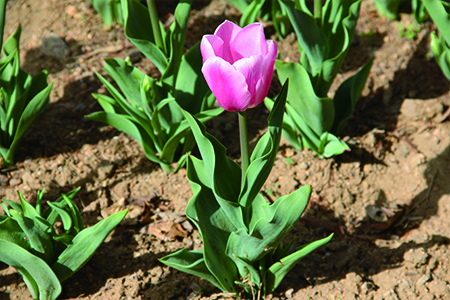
[434,107,450,123]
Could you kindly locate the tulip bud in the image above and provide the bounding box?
[200,20,277,112]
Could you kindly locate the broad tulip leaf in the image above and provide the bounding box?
[183,155,238,292]
[182,110,245,230]
[373,0,401,20]
[276,61,334,135]
[264,97,303,150]
[239,81,288,209]
[320,132,349,158]
[103,58,146,108]
[3,23,21,56]
[0,216,30,250]
[331,57,374,135]
[240,0,265,27]
[161,0,191,90]
[121,0,168,73]
[160,249,222,290]
[224,0,249,12]
[264,234,333,294]
[10,210,54,263]
[174,42,211,114]
[52,209,128,282]
[0,239,62,300]
[279,0,328,77]
[227,186,311,262]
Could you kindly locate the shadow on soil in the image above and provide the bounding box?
[280,143,450,295]
[344,33,450,137]
[14,74,121,163]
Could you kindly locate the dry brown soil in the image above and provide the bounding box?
[1,1,450,300]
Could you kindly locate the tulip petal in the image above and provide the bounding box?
[214,20,243,64]
[202,57,251,112]
[253,40,277,107]
[231,23,266,61]
[201,35,224,63]
[233,55,264,107]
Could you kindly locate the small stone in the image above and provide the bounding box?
[9,178,22,186]
[298,162,309,170]
[39,32,70,59]
[0,174,8,186]
[97,160,116,180]
[398,145,410,158]
[83,200,99,212]
[416,274,430,286]
[285,288,294,298]
[65,5,77,17]
[404,248,429,267]
[401,278,410,288]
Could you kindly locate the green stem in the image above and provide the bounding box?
[0,0,7,51]
[146,0,164,52]
[314,0,322,27]
[238,111,250,186]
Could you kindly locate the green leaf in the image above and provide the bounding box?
[279,0,328,77]
[264,234,333,294]
[103,58,146,108]
[330,57,373,136]
[182,110,245,230]
[0,239,62,300]
[121,0,168,73]
[373,0,402,20]
[92,0,116,26]
[0,216,31,250]
[161,0,192,91]
[174,42,211,113]
[227,186,312,264]
[3,82,52,166]
[224,0,249,12]
[239,81,288,210]
[182,155,238,292]
[9,210,54,263]
[160,249,223,290]
[240,0,265,27]
[52,209,128,282]
[423,0,450,56]
[275,61,334,136]
[3,23,21,56]
[320,132,350,158]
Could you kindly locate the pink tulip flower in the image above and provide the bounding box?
[200,20,277,112]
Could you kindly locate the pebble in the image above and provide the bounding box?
[9,178,22,186]
[416,274,430,286]
[298,162,309,170]
[65,5,77,17]
[39,32,70,60]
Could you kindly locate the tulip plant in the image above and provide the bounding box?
[87,0,223,172]
[0,0,53,167]
[264,0,373,158]
[225,0,293,38]
[91,0,126,26]
[160,21,332,298]
[422,0,450,81]
[0,188,128,300]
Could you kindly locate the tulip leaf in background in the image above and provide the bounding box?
[373,0,403,20]
[161,82,333,297]
[0,0,53,167]
[422,0,450,81]
[0,188,128,300]
[91,0,127,26]
[87,0,223,172]
[266,0,373,158]
[224,0,293,38]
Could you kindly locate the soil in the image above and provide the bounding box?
[1,0,450,299]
